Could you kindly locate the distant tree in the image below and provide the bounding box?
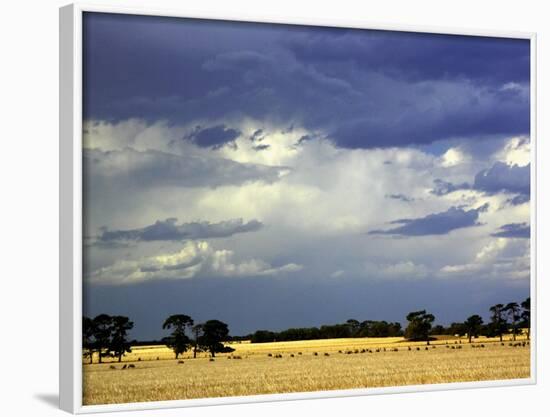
[318,324,349,339]
[346,319,361,336]
[162,314,194,359]
[521,297,531,340]
[198,320,234,357]
[110,316,134,362]
[405,310,435,345]
[93,314,113,363]
[464,315,484,343]
[505,302,521,341]
[191,324,204,359]
[430,324,445,335]
[446,322,467,336]
[388,322,403,337]
[250,330,278,343]
[83,316,95,364]
[489,304,507,342]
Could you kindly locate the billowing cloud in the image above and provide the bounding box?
[439,237,529,280]
[369,204,489,236]
[83,148,288,189]
[491,223,530,239]
[87,241,303,285]
[96,218,263,243]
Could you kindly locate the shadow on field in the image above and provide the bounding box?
[34,393,59,409]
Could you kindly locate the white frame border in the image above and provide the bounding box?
[59,2,537,414]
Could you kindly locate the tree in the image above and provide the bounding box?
[191,324,204,359]
[345,319,361,337]
[250,330,277,343]
[162,314,194,359]
[198,320,234,357]
[446,322,467,336]
[464,315,484,343]
[110,316,134,362]
[93,314,114,363]
[83,316,95,364]
[430,324,445,335]
[405,310,435,345]
[521,297,531,340]
[489,304,507,342]
[505,302,521,341]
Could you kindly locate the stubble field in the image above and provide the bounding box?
[83,336,530,405]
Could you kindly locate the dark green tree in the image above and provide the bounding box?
[430,324,445,335]
[345,319,361,336]
[464,314,484,343]
[521,297,531,340]
[505,302,521,341]
[405,310,435,345]
[93,314,113,363]
[110,316,134,362]
[489,304,507,342]
[446,322,467,336]
[82,316,95,364]
[198,320,234,357]
[162,314,194,359]
[192,323,204,359]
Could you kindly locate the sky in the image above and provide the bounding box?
[82,12,531,340]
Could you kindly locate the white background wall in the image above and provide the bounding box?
[0,0,548,415]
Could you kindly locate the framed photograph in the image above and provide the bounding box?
[60,3,536,413]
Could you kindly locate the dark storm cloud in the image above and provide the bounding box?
[473,162,530,195]
[491,223,530,239]
[83,13,530,149]
[369,204,488,236]
[432,162,530,201]
[385,193,414,203]
[186,124,241,148]
[98,218,263,243]
[249,129,265,142]
[430,179,470,196]
[83,148,287,188]
[284,30,530,84]
[253,144,271,151]
[506,194,530,206]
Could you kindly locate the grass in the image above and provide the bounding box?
[82,335,530,405]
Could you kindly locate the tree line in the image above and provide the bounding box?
[83,297,530,362]
[247,297,531,345]
[83,314,234,364]
[246,320,403,343]
[434,299,531,343]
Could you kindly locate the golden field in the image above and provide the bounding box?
[83,335,530,405]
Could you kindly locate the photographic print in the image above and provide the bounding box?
[81,11,532,406]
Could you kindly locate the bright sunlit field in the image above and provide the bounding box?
[83,335,530,405]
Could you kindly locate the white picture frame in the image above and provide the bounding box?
[59,2,537,413]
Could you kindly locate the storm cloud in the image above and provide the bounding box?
[430,179,470,196]
[186,124,241,148]
[491,223,530,239]
[369,204,489,236]
[97,218,263,243]
[473,161,530,195]
[83,13,530,149]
